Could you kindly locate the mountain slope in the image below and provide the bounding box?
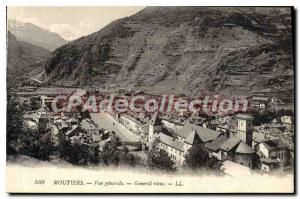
[7,31,50,80]
[41,7,293,100]
[8,19,68,51]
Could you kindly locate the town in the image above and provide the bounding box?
[7,85,294,176]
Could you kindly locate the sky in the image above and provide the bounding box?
[7,6,145,40]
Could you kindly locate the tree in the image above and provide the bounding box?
[98,135,120,166]
[207,156,223,172]
[56,133,98,165]
[251,110,276,125]
[119,146,141,166]
[21,132,55,161]
[7,99,26,155]
[98,135,140,167]
[184,140,209,169]
[147,138,176,172]
[69,142,98,165]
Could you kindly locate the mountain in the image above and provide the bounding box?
[41,7,294,101]
[7,31,50,80]
[8,19,68,51]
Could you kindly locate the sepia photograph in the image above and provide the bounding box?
[5,5,295,193]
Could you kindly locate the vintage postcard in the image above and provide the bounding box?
[6,6,295,193]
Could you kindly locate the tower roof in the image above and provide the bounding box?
[220,136,241,152]
[235,141,255,154]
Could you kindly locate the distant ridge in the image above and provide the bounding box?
[8,19,68,51]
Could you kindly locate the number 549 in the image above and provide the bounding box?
[34,179,45,185]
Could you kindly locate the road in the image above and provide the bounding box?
[90,112,139,142]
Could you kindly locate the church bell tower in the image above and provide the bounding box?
[236,114,253,147]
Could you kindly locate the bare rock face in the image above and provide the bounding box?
[42,7,293,100]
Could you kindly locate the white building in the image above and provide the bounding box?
[158,133,185,166]
[255,139,290,172]
[119,115,147,141]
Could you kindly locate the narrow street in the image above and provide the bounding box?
[90,112,139,142]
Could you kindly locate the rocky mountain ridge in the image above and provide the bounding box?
[39,7,293,100]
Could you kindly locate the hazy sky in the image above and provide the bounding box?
[7,7,145,40]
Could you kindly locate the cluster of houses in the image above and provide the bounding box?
[247,89,292,111]
[145,112,293,173]
[18,88,114,151]
[103,88,294,173]
[108,102,293,174]
[23,106,105,146]
[12,87,294,174]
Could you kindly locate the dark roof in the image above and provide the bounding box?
[220,136,241,151]
[235,141,255,154]
[159,133,184,152]
[204,135,228,151]
[263,139,287,150]
[175,122,222,143]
